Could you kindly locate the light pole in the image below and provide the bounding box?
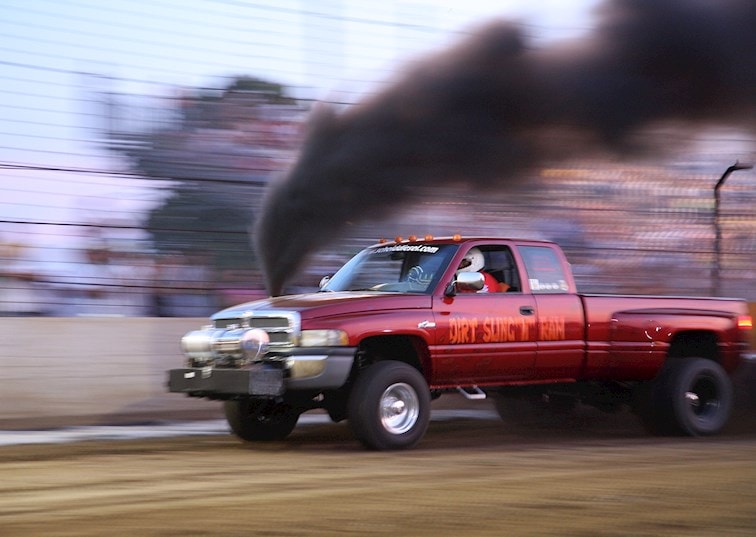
[712,161,753,296]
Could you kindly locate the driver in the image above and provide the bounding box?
[456,247,500,293]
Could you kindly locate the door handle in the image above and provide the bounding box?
[519,306,535,316]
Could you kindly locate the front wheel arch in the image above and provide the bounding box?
[357,334,430,376]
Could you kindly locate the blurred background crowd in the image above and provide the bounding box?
[1,1,754,317]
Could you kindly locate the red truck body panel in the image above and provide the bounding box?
[580,295,749,380]
[210,237,751,390]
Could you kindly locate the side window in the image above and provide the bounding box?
[482,247,521,292]
[519,246,569,293]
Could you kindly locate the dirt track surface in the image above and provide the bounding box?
[1,394,755,537]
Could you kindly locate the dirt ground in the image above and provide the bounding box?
[0,393,754,537]
[0,362,754,537]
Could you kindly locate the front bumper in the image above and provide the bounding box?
[168,347,356,398]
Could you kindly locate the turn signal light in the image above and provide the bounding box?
[377,234,448,243]
[738,315,753,330]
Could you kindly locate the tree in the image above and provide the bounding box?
[103,76,305,281]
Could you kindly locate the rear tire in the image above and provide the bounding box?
[347,361,431,450]
[224,399,299,442]
[637,358,733,436]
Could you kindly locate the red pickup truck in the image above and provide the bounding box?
[169,236,752,450]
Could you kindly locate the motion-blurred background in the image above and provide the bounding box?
[2,0,755,319]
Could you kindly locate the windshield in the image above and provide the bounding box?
[322,244,458,294]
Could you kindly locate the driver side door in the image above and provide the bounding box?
[429,245,538,387]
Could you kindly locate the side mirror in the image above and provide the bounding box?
[444,272,484,296]
[319,275,331,289]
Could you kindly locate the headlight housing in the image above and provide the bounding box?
[299,329,349,347]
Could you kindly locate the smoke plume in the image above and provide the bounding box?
[255,0,756,295]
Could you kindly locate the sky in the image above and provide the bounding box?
[1,0,599,162]
[0,0,599,255]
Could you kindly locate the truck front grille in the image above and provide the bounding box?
[213,311,300,348]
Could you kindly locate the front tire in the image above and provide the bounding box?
[224,399,300,442]
[638,358,734,436]
[348,361,431,450]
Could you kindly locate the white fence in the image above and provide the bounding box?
[0,318,222,429]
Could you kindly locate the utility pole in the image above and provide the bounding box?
[712,161,752,296]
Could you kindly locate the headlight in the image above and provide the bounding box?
[299,329,349,347]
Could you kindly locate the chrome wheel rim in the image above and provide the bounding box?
[685,375,720,418]
[380,382,419,435]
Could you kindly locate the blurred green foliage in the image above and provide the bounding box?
[105,76,303,276]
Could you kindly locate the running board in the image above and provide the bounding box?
[456,386,487,400]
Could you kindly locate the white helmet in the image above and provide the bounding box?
[457,247,485,273]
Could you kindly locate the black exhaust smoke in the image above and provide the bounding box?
[255,0,756,295]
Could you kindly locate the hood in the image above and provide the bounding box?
[211,292,432,321]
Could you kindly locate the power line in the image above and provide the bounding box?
[0,162,272,185]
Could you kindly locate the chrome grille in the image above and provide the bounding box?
[213,311,300,348]
[248,317,290,329]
